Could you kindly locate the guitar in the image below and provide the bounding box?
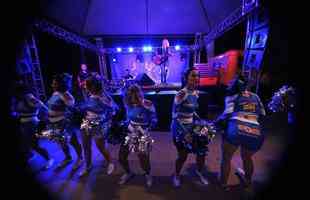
[78,80,87,89]
[152,52,173,65]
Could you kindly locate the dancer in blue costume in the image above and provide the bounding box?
[171,67,209,187]
[78,75,117,177]
[12,82,54,169]
[46,73,83,169]
[118,84,157,187]
[216,75,266,191]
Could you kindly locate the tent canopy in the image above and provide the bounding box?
[41,0,242,36]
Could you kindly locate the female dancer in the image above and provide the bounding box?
[46,73,83,169]
[216,75,266,191]
[171,67,209,187]
[118,84,157,187]
[78,75,117,177]
[12,82,54,169]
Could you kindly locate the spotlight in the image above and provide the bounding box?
[143,46,148,52]
[111,54,117,63]
[128,47,134,52]
[116,47,122,52]
[175,45,181,51]
[147,46,152,51]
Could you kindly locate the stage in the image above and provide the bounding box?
[28,114,288,200]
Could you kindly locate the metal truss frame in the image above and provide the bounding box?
[204,2,259,44]
[34,19,100,53]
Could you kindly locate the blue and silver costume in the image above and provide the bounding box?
[42,91,75,143]
[220,91,266,151]
[123,99,157,153]
[15,93,45,143]
[15,93,43,124]
[80,92,118,139]
[171,88,211,156]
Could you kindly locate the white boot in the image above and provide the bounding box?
[172,175,181,187]
[145,174,153,187]
[195,169,209,185]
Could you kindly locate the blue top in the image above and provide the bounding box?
[222,91,265,125]
[126,99,157,128]
[81,92,118,122]
[15,93,46,122]
[172,88,199,124]
[47,91,75,122]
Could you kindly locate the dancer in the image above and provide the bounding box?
[46,73,83,169]
[215,75,266,191]
[12,82,54,169]
[118,84,157,187]
[171,67,210,187]
[78,75,117,177]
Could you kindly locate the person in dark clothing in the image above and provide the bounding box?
[11,82,54,170]
[46,73,83,169]
[77,64,91,100]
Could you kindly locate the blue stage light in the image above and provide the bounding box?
[128,47,134,52]
[175,45,181,51]
[116,47,122,52]
[143,46,148,52]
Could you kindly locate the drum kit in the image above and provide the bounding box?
[107,47,172,91]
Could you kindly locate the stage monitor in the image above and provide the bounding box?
[135,73,155,86]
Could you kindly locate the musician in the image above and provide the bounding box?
[77,64,91,100]
[78,75,117,177]
[47,73,83,169]
[215,75,266,191]
[171,67,209,187]
[12,82,54,170]
[153,38,171,84]
[118,84,157,187]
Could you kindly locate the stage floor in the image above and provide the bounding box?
[28,118,288,200]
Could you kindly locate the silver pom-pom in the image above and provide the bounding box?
[80,118,109,138]
[193,120,217,142]
[268,85,295,112]
[124,124,154,154]
[36,128,69,144]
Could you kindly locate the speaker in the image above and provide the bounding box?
[135,73,155,86]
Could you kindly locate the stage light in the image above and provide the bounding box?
[147,46,152,51]
[111,54,117,63]
[175,45,181,51]
[143,46,148,52]
[128,47,134,52]
[116,47,122,52]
